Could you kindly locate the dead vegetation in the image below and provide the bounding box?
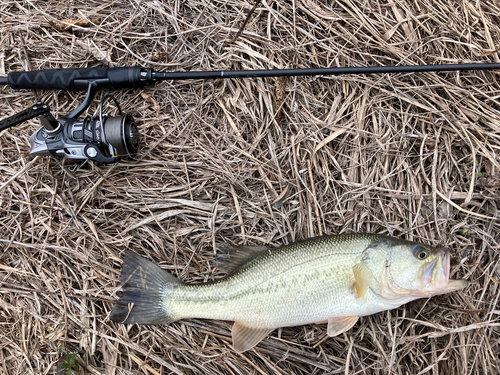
[0,0,499,374]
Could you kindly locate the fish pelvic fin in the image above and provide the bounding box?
[327,316,359,337]
[109,251,182,325]
[214,245,270,275]
[232,322,274,353]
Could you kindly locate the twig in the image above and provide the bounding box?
[225,0,262,45]
[307,160,322,236]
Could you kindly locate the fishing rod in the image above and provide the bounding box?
[0,63,499,164]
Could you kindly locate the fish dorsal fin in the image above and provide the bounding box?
[352,261,373,298]
[214,245,270,275]
[327,316,359,337]
[232,322,274,353]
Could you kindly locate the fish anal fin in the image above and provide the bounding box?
[352,262,373,298]
[327,316,359,337]
[214,245,270,275]
[231,322,273,353]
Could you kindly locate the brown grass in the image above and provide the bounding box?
[1,0,500,374]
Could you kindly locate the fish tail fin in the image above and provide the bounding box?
[109,251,182,325]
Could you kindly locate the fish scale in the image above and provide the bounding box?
[110,233,467,352]
[169,234,370,324]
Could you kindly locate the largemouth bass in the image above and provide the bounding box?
[109,233,467,352]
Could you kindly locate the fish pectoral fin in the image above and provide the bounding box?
[232,322,274,353]
[327,316,359,337]
[352,262,373,298]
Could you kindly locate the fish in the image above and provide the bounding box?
[109,233,467,353]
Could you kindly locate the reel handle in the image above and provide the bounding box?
[0,102,55,132]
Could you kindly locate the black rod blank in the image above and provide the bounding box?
[151,63,500,81]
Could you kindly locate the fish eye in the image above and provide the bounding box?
[413,245,429,260]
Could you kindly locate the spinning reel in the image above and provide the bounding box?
[1,97,138,164]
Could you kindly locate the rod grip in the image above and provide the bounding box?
[6,67,148,91]
[7,68,108,90]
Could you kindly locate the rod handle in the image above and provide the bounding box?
[6,67,151,91]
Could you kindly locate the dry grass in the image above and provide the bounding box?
[1,0,500,374]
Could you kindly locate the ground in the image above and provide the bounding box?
[0,0,499,374]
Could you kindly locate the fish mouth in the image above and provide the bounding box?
[421,251,449,289]
[418,250,467,296]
